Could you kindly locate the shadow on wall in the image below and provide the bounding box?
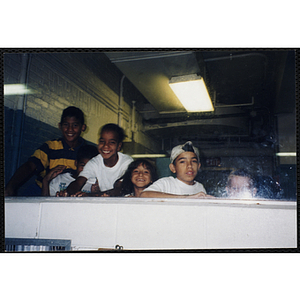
[5,107,61,194]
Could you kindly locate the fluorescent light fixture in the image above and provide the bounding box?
[276,152,296,157]
[169,74,214,112]
[131,154,167,159]
[4,84,33,95]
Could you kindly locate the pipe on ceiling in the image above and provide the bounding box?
[118,75,126,126]
[108,51,194,63]
[203,52,268,63]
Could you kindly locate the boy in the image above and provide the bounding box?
[225,169,257,199]
[59,123,133,197]
[140,141,213,198]
[42,145,99,196]
[5,106,87,196]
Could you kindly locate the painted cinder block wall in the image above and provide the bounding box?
[4,52,161,192]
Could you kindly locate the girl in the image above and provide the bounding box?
[59,123,133,197]
[119,159,158,197]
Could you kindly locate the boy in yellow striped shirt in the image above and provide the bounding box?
[5,106,87,196]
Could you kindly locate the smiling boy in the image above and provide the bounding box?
[61,123,133,197]
[5,106,87,196]
[140,141,212,198]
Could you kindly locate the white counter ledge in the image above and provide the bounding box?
[5,197,297,251]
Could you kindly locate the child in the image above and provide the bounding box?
[5,106,87,196]
[119,159,158,197]
[225,169,257,199]
[42,145,99,196]
[61,123,133,197]
[140,141,213,198]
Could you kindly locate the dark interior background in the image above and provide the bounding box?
[4,49,297,199]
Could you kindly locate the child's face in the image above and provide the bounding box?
[226,175,255,198]
[131,163,152,189]
[98,130,122,162]
[169,151,200,185]
[75,158,90,176]
[59,116,86,147]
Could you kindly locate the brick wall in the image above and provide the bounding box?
[4,52,161,189]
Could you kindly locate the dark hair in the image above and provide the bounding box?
[227,169,255,188]
[119,159,158,196]
[76,145,98,162]
[100,123,125,143]
[60,106,85,124]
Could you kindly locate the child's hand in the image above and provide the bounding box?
[45,165,66,182]
[188,192,215,199]
[71,191,88,197]
[100,192,109,197]
[56,190,69,197]
[91,180,100,193]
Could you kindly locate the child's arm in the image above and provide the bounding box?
[186,192,215,198]
[91,179,100,193]
[105,178,123,197]
[140,191,214,198]
[140,191,186,198]
[57,176,87,197]
[5,161,37,196]
[41,165,66,196]
[74,178,123,197]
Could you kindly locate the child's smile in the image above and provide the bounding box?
[98,130,122,167]
[131,164,152,188]
[60,116,85,148]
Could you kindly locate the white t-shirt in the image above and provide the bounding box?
[78,152,133,192]
[49,172,95,196]
[143,176,206,195]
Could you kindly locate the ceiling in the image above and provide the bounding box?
[105,50,295,148]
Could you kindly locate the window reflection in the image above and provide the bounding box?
[4,50,296,200]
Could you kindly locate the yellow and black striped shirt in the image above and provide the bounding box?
[28,137,86,188]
